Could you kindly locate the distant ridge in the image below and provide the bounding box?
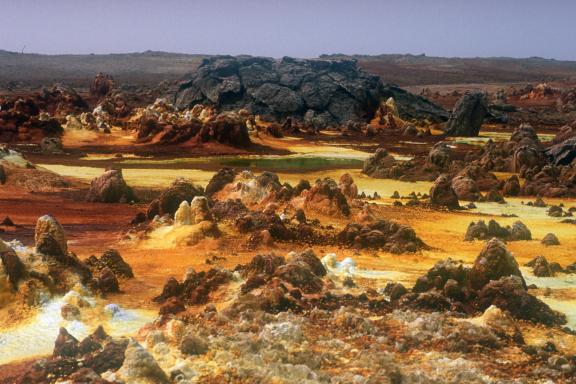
[1,51,576,87]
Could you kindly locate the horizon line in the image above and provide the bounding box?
[0,49,573,63]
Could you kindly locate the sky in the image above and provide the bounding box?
[1,0,576,60]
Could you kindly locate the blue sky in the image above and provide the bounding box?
[1,0,575,59]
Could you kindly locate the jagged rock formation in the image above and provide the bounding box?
[169,56,447,127]
[304,177,350,216]
[86,169,137,203]
[0,84,89,143]
[408,238,564,325]
[464,220,532,242]
[445,91,488,137]
[337,173,358,199]
[137,108,251,148]
[337,219,426,253]
[90,73,115,98]
[205,167,237,196]
[85,249,134,279]
[546,136,576,166]
[362,148,399,178]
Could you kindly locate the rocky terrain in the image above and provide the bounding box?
[0,51,576,384]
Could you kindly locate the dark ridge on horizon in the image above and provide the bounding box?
[2,50,576,89]
[1,49,576,64]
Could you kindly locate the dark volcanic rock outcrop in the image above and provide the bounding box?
[445,91,488,137]
[170,56,447,127]
[379,85,449,123]
[546,136,576,166]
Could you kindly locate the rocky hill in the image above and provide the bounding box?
[168,56,447,126]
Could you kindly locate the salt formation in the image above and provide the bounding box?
[174,200,191,226]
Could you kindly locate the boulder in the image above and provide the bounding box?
[451,175,480,201]
[483,189,506,203]
[86,169,136,203]
[85,249,134,278]
[541,233,560,246]
[502,175,521,196]
[445,91,488,137]
[273,263,323,294]
[509,221,532,241]
[464,219,531,242]
[304,177,350,216]
[547,205,563,217]
[35,214,67,256]
[469,238,525,290]
[362,148,399,178]
[429,174,460,209]
[402,125,418,136]
[427,142,452,169]
[424,258,468,288]
[384,282,408,300]
[512,145,543,172]
[526,256,554,277]
[97,268,120,293]
[159,297,186,315]
[286,249,327,277]
[379,84,449,122]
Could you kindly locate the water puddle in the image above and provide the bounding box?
[321,254,410,282]
[446,132,555,147]
[540,297,576,330]
[0,296,155,365]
